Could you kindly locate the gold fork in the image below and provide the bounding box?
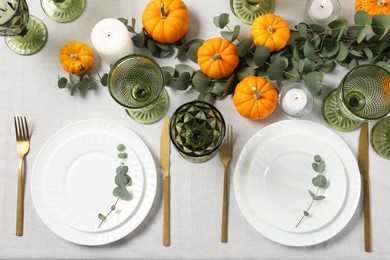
[220,125,233,243]
[14,116,30,236]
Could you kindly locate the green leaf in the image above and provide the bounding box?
[376,61,390,72]
[308,190,316,198]
[58,77,68,88]
[314,195,326,200]
[310,24,326,34]
[304,71,324,95]
[299,58,316,74]
[349,59,359,69]
[115,174,128,186]
[111,205,116,211]
[117,144,126,152]
[267,60,287,80]
[211,82,225,97]
[119,187,131,200]
[303,210,309,216]
[317,161,325,173]
[317,60,336,73]
[192,70,212,93]
[116,166,123,174]
[323,40,340,57]
[221,25,240,42]
[254,45,270,67]
[125,174,132,186]
[113,186,122,197]
[337,42,349,62]
[161,66,175,84]
[98,213,106,221]
[78,77,90,92]
[120,166,129,175]
[297,23,308,38]
[328,19,348,41]
[372,14,390,40]
[118,152,128,159]
[172,72,191,90]
[175,43,187,59]
[69,73,78,84]
[175,64,194,77]
[236,67,256,81]
[132,32,145,47]
[357,25,370,43]
[70,82,80,96]
[363,48,373,61]
[314,155,321,162]
[312,175,327,188]
[303,40,315,59]
[117,18,128,26]
[213,13,229,29]
[198,92,215,104]
[347,26,359,39]
[186,39,204,63]
[354,10,372,25]
[155,42,171,51]
[236,38,254,57]
[224,73,236,95]
[100,73,108,86]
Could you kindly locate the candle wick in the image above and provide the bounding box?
[107,34,111,37]
[320,0,327,8]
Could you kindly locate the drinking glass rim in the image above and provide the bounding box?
[108,54,164,109]
[169,100,226,158]
[339,64,390,120]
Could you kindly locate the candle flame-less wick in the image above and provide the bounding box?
[320,0,328,8]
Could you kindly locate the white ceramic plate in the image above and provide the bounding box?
[234,120,361,247]
[249,134,347,233]
[31,120,157,246]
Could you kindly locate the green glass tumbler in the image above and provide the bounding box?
[170,101,226,163]
[322,64,390,131]
[108,55,169,124]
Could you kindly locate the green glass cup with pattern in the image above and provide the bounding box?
[371,117,390,159]
[108,54,169,124]
[170,101,226,163]
[40,0,85,23]
[230,0,274,24]
[322,64,390,131]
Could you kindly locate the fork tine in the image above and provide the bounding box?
[14,117,19,141]
[23,117,29,141]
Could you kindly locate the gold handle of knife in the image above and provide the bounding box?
[163,171,170,246]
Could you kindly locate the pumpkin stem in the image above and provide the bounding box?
[70,53,79,60]
[252,87,261,99]
[160,3,167,19]
[267,25,275,34]
[377,0,386,6]
[210,53,221,62]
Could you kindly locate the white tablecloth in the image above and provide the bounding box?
[1,0,390,259]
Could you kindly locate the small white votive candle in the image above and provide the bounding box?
[91,18,134,65]
[279,83,313,117]
[307,0,334,24]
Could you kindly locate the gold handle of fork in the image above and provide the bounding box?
[16,158,24,236]
[163,171,170,246]
[221,166,228,243]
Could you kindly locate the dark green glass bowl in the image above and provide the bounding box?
[170,101,226,163]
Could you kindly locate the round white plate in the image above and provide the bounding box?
[233,120,361,247]
[249,134,347,233]
[31,120,157,246]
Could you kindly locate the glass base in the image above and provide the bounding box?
[5,16,47,55]
[321,90,363,131]
[41,0,85,23]
[125,89,169,124]
[371,117,390,159]
[230,0,274,24]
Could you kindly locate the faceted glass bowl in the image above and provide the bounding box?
[170,101,226,163]
[371,117,390,159]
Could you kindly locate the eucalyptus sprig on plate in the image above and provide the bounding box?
[295,155,327,228]
[97,144,132,228]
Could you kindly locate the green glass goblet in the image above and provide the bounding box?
[40,0,85,23]
[108,55,169,124]
[322,64,390,131]
[170,101,226,163]
[0,0,47,55]
[371,117,390,159]
[230,0,274,24]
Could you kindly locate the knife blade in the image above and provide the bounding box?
[358,122,372,252]
[160,117,171,246]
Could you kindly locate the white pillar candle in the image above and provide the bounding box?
[91,18,134,65]
[281,88,308,116]
[307,0,334,24]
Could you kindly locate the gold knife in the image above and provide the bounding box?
[358,122,372,252]
[160,117,171,246]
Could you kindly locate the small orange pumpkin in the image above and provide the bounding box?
[251,13,290,53]
[355,0,390,17]
[233,76,278,120]
[59,41,94,75]
[197,38,239,80]
[142,0,189,43]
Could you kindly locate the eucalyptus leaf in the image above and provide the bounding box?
[349,59,359,69]
[224,73,236,95]
[187,41,203,63]
[172,72,191,90]
[175,64,194,77]
[155,42,171,51]
[116,165,123,174]
[119,187,131,200]
[176,43,187,59]
[70,82,80,96]
[323,40,340,57]
[299,58,315,74]
[213,13,229,29]
[118,152,128,159]
[125,174,132,186]
[303,40,315,59]
[303,210,309,216]
[337,42,349,61]
[113,186,122,197]
[317,161,325,173]
[357,25,370,43]
[308,190,316,198]
[119,166,129,175]
[111,205,116,211]
[58,77,68,88]
[147,38,158,53]
[347,26,359,38]
[117,18,128,26]
[192,70,212,93]
[354,10,372,25]
[211,82,225,97]
[328,19,348,41]
[198,92,215,104]
[297,23,308,38]
[312,175,327,188]
[237,67,256,81]
[236,38,254,57]
[254,45,270,67]
[314,155,321,162]
[98,213,106,221]
[363,48,373,61]
[317,60,336,73]
[314,195,326,201]
[376,61,390,72]
[267,60,287,80]
[78,77,90,92]
[221,25,240,42]
[69,73,78,84]
[100,73,108,86]
[132,32,145,47]
[115,174,128,186]
[304,71,324,95]
[310,24,326,34]
[372,14,390,39]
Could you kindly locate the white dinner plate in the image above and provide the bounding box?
[250,134,347,233]
[234,120,361,247]
[31,119,157,246]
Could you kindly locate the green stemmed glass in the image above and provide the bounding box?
[170,101,226,163]
[0,0,47,55]
[108,55,169,124]
[41,0,85,23]
[230,0,274,24]
[322,64,390,131]
[371,117,390,159]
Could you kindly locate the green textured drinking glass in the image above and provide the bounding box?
[230,0,274,24]
[40,0,85,23]
[371,117,390,159]
[108,55,169,124]
[170,101,226,163]
[322,64,390,131]
[0,0,47,55]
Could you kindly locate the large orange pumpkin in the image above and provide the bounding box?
[233,76,278,120]
[142,0,189,43]
[197,38,239,80]
[59,41,94,75]
[251,13,290,53]
[355,0,390,17]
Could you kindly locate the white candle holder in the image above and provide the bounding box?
[279,83,313,117]
[305,0,340,25]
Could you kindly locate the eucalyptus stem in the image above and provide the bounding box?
[98,197,120,228]
[295,187,319,228]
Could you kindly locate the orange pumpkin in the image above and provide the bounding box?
[59,41,94,75]
[251,13,290,53]
[355,0,390,17]
[142,0,189,43]
[233,76,278,120]
[197,38,239,80]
